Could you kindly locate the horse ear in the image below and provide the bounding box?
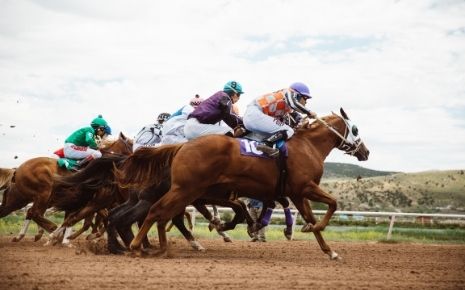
[340,108,350,120]
[119,132,127,140]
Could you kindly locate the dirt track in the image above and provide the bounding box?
[1,236,464,290]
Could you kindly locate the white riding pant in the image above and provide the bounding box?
[243,104,294,138]
[64,143,102,160]
[184,118,232,140]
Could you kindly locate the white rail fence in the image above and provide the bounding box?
[185,206,465,240]
[5,203,465,240]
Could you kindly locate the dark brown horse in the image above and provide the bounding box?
[116,108,369,259]
[0,133,133,242]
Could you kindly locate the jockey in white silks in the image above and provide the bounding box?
[159,95,204,145]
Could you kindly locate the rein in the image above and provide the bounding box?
[313,116,361,156]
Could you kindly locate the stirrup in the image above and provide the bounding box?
[256,144,279,158]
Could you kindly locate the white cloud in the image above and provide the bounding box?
[0,0,464,172]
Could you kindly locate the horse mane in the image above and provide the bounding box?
[99,133,134,151]
[51,155,126,212]
[115,144,183,191]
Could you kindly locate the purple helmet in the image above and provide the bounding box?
[290,82,312,99]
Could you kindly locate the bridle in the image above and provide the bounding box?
[311,115,363,156]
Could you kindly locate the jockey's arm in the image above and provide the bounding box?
[85,131,98,149]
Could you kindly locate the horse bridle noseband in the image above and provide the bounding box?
[314,116,362,156]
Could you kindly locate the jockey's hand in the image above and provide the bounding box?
[307,111,317,119]
[233,126,248,137]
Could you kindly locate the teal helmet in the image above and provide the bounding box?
[90,114,108,128]
[223,81,244,95]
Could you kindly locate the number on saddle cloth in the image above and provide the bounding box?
[238,138,288,158]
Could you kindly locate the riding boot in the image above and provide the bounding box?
[256,130,288,157]
[77,155,94,169]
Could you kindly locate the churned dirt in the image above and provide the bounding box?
[0,236,464,290]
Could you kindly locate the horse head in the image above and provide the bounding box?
[304,108,369,161]
[100,132,133,156]
[331,108,369,161]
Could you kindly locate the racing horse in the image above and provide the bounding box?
[116,108,369,259]
[49,154,254,253]
[0,133,133,242]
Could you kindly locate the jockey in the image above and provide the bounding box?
[184,81,244,140]
[133,112,171,152]
[243,82,317,157]
[160,94,204,145]
[63,115,108,169]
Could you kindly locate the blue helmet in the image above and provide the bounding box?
[290,82,312,99]
[223,81,244,95]
[104,125,112,135]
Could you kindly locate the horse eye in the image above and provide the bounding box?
[352,125,359,136]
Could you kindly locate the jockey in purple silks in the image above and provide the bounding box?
[184,81,244,140]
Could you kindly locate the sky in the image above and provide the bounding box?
[0,0,464,173]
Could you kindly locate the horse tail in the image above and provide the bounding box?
[51,156,127,212]
[0,168,15,191]
[115,144,183,192]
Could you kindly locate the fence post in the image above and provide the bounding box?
[191,208,196,232]
[387,215,396,240]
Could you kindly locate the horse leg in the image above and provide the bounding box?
[27,200,57,233]
[299,182,337,232]
[192,200,216,230]
[289,196,339,260]
[184,211,193,230]
[92,210,108,239]
[12,218,32,242]
[137,219,152,249]
[34,227,45,242]
[60,204,101,245]
[276,196,293,240]
[65,214,93,240]
[212,204,231,243]
[130,189,193,252]
[171,212,205,251]
[107,223,127,254]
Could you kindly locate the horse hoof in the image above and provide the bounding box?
[301,223,314,232]
[34,235,43,242]
[11,236,22,242]
[189,240,206,252]
[63,242,75,248]
[223,237,233,243]
[86,233,98,240]
[329,251,341,261]
[284,228,293,240]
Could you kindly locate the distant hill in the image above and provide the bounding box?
[318,168,465,213]
[323,162,397,179]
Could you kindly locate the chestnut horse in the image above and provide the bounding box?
[116,108,369,259]
[49,154,253,252]
[0,132,133,242]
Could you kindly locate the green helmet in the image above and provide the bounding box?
[90,114,108,128]
[223,81,244,95]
